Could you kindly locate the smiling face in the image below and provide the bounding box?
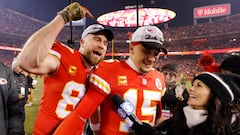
[80,34,108,66]
[129,43,160,73]
[187,79,211,110]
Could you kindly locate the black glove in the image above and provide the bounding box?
[57,2,94,23]
[132,122,155,135]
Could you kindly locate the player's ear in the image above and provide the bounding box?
[129,43,134,54]
[80,39,85,46]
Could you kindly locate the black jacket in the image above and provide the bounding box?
[155,101,240,135]
[161,83,188,111]
[0,63,19,135]
[10,71,29,135]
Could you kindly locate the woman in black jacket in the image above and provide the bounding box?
[132,72,240,135]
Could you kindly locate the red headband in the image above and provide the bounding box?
[131,42,140,46]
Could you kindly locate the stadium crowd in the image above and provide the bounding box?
[0,3,240,135]
[0,5,240,78]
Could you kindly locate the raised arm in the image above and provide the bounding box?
[17,15,64,75]
[17,2,93,75]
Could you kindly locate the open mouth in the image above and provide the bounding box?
[143,60,153,67]
[93,50,102,57]
[189,94,197,98]
[143,63,152,69]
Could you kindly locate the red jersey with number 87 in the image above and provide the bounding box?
[33,42,89,135]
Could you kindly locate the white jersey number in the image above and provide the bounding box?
[119,89,161,133]
[56,81,86,119]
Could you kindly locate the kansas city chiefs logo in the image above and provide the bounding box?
[0,78,7,85]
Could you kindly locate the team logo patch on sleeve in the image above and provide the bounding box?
[155,78,163,90]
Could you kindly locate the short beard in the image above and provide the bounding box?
[84,52,102,66]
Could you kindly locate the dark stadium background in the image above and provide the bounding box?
[0,0,240,134]
[1,0,240,27]
[0,0,239,76]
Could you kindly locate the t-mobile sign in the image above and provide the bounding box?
[194,3,231,19]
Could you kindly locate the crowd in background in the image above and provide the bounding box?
[0,3,240,135]
[0,5,240,79]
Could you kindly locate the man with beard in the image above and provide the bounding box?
[53,25,167,135]
[17,2,113,135]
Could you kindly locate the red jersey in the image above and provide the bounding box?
[53,59,166,135]
[89,59,166,135]
[33,42,90,135]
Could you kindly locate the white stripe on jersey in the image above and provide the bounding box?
[89,74,111,94]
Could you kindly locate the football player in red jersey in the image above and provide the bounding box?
[16,2,113,135]
[54,25,167,135]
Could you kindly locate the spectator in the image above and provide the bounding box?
[132,72,240,135]
[160,63,188,121]
[16,2,113,135]
[25,74,35,106]
[54,25,167,135]
[0,62,20,135]
[220,55,240,75]
[11,57,28,135]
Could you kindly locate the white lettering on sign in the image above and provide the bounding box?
[194,3,231,19]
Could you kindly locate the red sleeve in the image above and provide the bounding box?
[53,89,106,134]
[53,111,85,135]
[75,88,106,119]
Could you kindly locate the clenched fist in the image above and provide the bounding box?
[58,2,94,23]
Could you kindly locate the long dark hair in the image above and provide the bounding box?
[156,93,240,135]
[190,92,240,135]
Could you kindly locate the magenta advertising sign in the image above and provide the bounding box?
[194,3,231,19]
